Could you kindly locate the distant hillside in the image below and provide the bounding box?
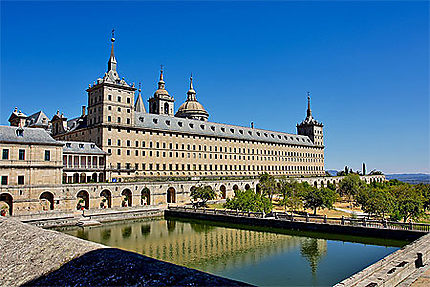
[326,170,338,176]
[386,174,430,184]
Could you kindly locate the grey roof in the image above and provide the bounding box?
[0,126,62,146]
[134,112,316,147]
[26,111,50,127]
[67,116,87,132]
[60,141,107,155]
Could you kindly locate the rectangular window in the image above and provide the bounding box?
[18,175,24,185]
[18,149,25,160]
[2,149,9,160]
[1,176,8,185]
[117,163,121,169]
[44,150,51,161]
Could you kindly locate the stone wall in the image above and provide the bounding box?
[1,175,385,216]
[0,217,249,286]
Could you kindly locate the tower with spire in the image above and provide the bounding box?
[175,75,209,121]
[148,66,175,116]
[85,30,136,132]
[297,93,324,146]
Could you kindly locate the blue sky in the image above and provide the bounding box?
[1,1,428,174]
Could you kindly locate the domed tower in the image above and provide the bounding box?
[148,66,175,116]
[175,75,209,121]
[297,93,324,146]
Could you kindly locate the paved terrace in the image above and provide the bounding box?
[0,217,251,287]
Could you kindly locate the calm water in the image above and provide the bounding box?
[59,218,406,286]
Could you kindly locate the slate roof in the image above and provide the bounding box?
[61,141,107,155]
[66,116,87,132]
[134,112,316,147]
[0,126,62,146]
[26,111,50,128]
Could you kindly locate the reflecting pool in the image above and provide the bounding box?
[59,217,407,286]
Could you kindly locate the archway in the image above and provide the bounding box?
[0,193,13,216]
[314,181,318,188]
[320,181,324,188]
[121,189,132,207]
[73,173,79,183]
[98,173,104,182]
[256,184,261,194]
[80,173,86,183]
[233,184,239,191]
[164,102,169,114]
[220,185,226,199]
[141,187,150,205]
[167,187,176,203]
[76,190,89,210]
[92,173,98,182]
[100,189,112,208]
[245,184,251,191]
[39,191,54,210]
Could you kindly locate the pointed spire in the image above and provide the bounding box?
[135,82,146,113]
[158,65,165,89]
[108,29,117,72]
[306,92,312,118]
[187,73,197,101]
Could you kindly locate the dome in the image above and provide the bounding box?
[175,75,209,121]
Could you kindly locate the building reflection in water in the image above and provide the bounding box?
[65,219,328,272]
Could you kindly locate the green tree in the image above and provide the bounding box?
[415,183,430,211]
[258,173,277,204]
[356,186,394,219]
[390,185,425,222]
[338,174,364,206]
[278,177,304,214]
[224,189,272,214]
[190,185,217,206]
[302,187,337,215]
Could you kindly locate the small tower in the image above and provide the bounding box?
[175,74,209,121]
[8,108,27,127]
[297,93,324,146]
[148,66,175,116]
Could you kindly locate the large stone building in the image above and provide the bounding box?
[51,34,325,182]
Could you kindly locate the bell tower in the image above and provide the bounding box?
[148,66,175,116]
[86,30,136,128]
[297,93,324,146]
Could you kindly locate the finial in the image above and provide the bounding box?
[138,82,142,93]
[190,73,194,90]
[307,91,311,100]
[159,65,164,81]
[14,107,17,112]
[111,28,115,42]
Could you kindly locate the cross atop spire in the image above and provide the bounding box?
[190,73,194,90]
[158,65,165,89]
[108,29,117,72]
[307,92,312,118]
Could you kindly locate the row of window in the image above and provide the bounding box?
[106,140,323,158]
[105,127,322,150]
[115,163,323,172]
[1,175,24,185]
[1,149,51,161]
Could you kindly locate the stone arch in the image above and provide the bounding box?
[220,185,226,199]
[233,184,239,191]
[167,187,176,204]
[245,184,251,190]
[256,183,261,194]
[320,181,324,188]
[314,181,318,188]
[76,190,89,210]
[141,187,150,205]
[0,193,13,216]
[121,189,132,207]
[100,189,112,208]
[80,173,86,183]
[39,191,54,210]
[92,173,98,182]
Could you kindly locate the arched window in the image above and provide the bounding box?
[164,102,169,114]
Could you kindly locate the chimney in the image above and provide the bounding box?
[81,106,86,116]
[251,122,254,129]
